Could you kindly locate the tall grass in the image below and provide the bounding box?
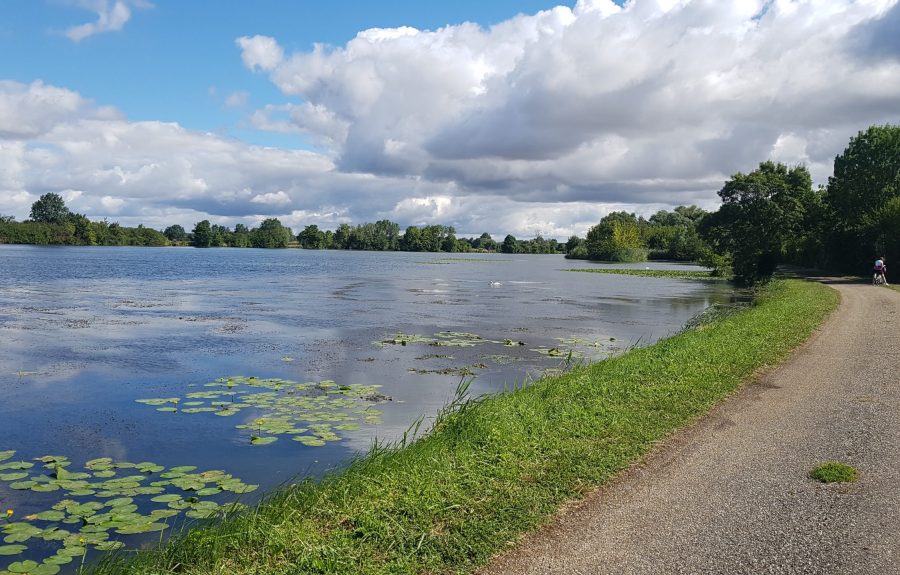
[88,279,837,575]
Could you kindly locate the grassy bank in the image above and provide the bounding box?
[89,279,837,575]
[567,268,723,280]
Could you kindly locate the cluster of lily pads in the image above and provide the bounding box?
[0,450,254,575]
[136,377,387,447]
[376,331,619,360]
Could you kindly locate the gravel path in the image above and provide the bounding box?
[481,281,900,575]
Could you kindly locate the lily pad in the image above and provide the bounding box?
[0,545,26,556]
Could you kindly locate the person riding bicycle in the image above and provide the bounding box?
[874,256,888,285]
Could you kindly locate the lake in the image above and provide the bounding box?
[0,246,730,571]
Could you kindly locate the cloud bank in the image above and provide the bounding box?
[3,0,900,239]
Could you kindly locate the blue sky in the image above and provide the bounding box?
[2,1,569,148]
[1,1,899,238]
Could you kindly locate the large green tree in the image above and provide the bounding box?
[584,211,647,262]
[30,193,70,224]
[824,124,900,270]
[702,161,814,284]
[191,220,213,248]
[250,218,292,248]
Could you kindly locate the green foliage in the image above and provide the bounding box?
[584,212,648,262]
[810,461,858,483]
[163,225,187,243]
[250,219,293,248]
[500,234,517,253]
[701,162,814,285]
[29,193,70,224]
[824,124,900,271]
[191,220,212,248]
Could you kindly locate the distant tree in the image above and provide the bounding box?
[298,224,325,249]
[0,214,15,224]
[584,212,647,262]
[232,223,251,247]
[30,193,70,224]
[192,220,213,248]
[250,218,292,248]
[501,234,518,254]
[164,225,187,243]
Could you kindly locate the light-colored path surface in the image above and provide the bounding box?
[481,282,900,575]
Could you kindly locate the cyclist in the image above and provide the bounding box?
[874,256,888,285]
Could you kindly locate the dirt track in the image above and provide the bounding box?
[481,281,900,575]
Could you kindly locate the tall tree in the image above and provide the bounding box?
[191,220,212,248]
[30,193,70,224]
[824,124,900,270]
[703,161,814,284]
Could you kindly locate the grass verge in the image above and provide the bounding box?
[88,279,837,575]
[566,268,724,280]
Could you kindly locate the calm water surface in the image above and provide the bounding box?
[0,246,730,568]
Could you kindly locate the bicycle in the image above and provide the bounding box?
[873,271,887,285]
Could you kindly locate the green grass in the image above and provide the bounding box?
[88,279,837,575]
[566,268,725,280]
[810,462,858,483]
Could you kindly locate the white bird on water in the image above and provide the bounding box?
[489,281,502,287]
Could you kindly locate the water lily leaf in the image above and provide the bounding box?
[34,510,65,521]
[115,522,168,535]
[8,481,36,490]
[0,544,26,556]
[150,494,181,503]
[6,560,39,573]
[293,436,326,447]
[30,483,60,493]
[106,497,134,507]
[0,472,28,481]
[250,436,277,446]
[156,407,178,413]
[169,466,197,473]
[135,398,179,406]
[0,461,33,471]
[92,470,116,478]
[43,553,74,565]
[94,540,125,551]
[0,450,15,462]
[84,458,113,470]
[67,489,97,496]
[136,462,164,474]
[57,546,86,557]
[195,487,221,496]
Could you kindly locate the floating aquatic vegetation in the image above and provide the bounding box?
[376,331,501,348]
[136,377,387,447]
[530,347,584,359]
[0,450,254,574]
[481,354,522,365]
[407,363,488,377]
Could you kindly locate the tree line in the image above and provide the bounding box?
[564,124,900,285]
[0,197,563,254]
[3,123,896,284]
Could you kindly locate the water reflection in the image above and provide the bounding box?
[0,246,731,494]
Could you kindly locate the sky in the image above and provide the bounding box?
[1,0,899,240]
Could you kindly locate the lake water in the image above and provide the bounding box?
[0,246,731,570]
